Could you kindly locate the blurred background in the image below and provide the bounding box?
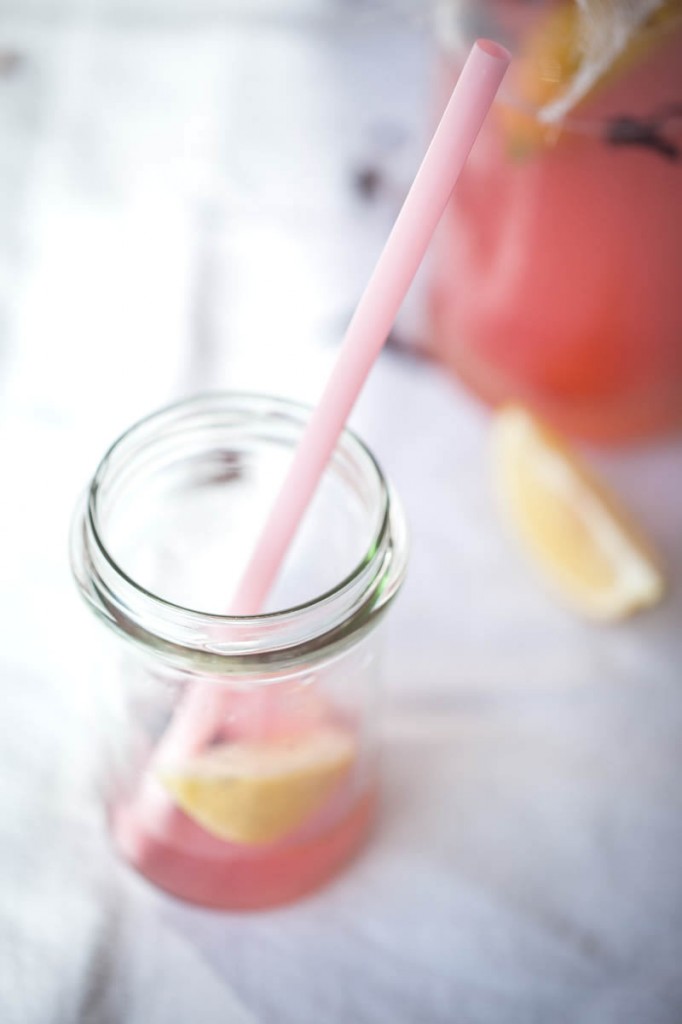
[1,1,682,1022]
[0,0,431,423]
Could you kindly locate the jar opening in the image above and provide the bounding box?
[71,393,408,669]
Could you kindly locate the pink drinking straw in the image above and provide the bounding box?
[155,39,510,766]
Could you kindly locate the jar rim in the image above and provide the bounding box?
[71,392,409,671]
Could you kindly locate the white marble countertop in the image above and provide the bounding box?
[1,4,682,1023]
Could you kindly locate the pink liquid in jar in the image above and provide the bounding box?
[110,695,376,910]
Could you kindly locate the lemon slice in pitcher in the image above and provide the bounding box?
[492,406,665,620]
[504,0,682,152]
[159,726,356,845]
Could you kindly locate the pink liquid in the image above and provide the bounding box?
[112,779,376,910]
[430,23,682,442]
[110,689,376,910]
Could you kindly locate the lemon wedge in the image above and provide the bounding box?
[503,0,682,153]
[492,406,665,620]
[159,726,355,845]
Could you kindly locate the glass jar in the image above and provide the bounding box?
[70,393,408,910]
[430,0,682,442]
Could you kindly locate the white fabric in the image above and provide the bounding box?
[1,8,682,1023]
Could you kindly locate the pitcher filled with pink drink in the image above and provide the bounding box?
[430,0,682,441]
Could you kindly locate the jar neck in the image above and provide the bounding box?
[71,394,408,674]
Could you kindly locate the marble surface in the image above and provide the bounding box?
[1,4,682,1023]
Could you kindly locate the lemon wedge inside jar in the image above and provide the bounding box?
[159,726,356,845]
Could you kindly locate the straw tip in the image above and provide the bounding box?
[475,38,512,65]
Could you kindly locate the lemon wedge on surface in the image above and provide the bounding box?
[159,726,355,845]
[492,406,665,620]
